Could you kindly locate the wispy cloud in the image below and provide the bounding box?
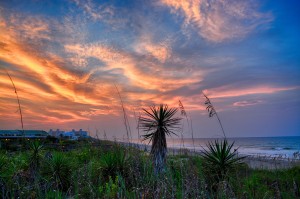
[0,12,116,126]
[64,42,202,91]
[159,0,273,42]
[72,0,114,21]
[203,85,299,98]
[0,8,202,127]
[233,100,263,107]
[134,35,172,63]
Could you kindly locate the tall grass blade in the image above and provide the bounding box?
[114,84,132,143]
[202,92,226,138]
[5,69,25,137]
[178,100,195,153]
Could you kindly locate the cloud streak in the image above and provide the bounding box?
[159,0,273,42]
[233,100,263,107]
[203,85,299,99]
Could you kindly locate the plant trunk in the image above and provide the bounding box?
[151,128,167,174]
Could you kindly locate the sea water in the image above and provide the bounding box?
[133,136,300,158]
[167,136,300,158]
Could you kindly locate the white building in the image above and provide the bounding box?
[62,132,78,140]
[48,129,88,140]
[72,129,88,137]
[48,129,65,137]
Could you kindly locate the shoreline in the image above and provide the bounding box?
[124,142,300,170]
[243,155,300,170]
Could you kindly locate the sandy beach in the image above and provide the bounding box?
[128,142,300,170]
[243,155,300,170]
[166,146,300,170]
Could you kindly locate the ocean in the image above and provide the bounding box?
[132,136,300,159]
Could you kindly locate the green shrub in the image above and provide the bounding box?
[98,175,126,198]
[100,145,128,181]
[42,152,73,191]
[202,139,245,182]
[0,153,7,174]
[45,190,64,199]
[28,140,44,171]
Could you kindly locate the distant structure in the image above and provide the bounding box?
[72,129,88,137]
[48,129,65,137]
[0,130,48,139]
[48,129,89,140]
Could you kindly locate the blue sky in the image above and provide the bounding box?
[0,0,299,138]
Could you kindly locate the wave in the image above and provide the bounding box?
[263,147,294,150]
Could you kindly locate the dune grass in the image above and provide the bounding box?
[6,70,25,138]
[0,139,299,198]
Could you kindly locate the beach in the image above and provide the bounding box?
[166,147,300,170]
[129,136,300,170]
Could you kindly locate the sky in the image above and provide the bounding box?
[0,0,299,139]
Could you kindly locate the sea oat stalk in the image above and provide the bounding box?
[114,84,132,143]
[6,69,24,136]
[179,100,195,152]
[202,92,226,138]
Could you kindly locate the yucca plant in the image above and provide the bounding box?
[43,152,73,191]
[139,104,181,174]
[0,154,6,173]
[28,140,44,172]
[100,145,128,181]
[202,139,244,181]
[0,154,8,191]
[201,93,245,183]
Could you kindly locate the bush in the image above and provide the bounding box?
[100,144,129,181]
[42,152,73,191]
[202,139,245,182]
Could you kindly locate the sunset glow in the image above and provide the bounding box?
[0,0,299,138]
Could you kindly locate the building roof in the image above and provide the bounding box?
[0,130,48,137]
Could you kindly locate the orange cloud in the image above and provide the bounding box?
[0,25,106,105]
[0,14,121,126]
[203,85,299,98]
[134,35,172,63]
[65,42,203,92]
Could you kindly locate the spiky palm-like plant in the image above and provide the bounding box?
[201,92,245,181]
[43,152,72,190]
[100,145,128,181]
[139,104,181,174]
[28,140,44,171]
[202,139,245,181]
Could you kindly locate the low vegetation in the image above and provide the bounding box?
[0,139,299,198]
